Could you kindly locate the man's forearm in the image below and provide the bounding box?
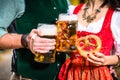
[0,33,23,49]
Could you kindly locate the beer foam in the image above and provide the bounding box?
[37,24,57,36]
[58,13,78,21]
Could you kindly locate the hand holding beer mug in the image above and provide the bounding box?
[34,24,57,63]
[56,13,78,52]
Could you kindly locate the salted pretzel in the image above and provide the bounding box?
[76,35,102,58]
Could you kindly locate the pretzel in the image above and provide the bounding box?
[76,35,102,58]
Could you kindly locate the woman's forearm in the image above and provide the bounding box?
[105,55,119,65]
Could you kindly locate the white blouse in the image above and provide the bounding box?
[68,5,120,54]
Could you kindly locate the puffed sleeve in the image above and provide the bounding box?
[68,5,76,14]
[0,0,25,37]
[111,10,120,54]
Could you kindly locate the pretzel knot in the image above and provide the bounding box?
[76,35,102,58]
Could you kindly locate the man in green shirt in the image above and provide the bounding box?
[0,0,69,79]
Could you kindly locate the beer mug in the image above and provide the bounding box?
[34,24,57,63]
[56,13,78,52]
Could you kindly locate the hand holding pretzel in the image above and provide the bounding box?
[76,35,102,58]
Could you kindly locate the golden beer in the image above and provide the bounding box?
[56,14,78,52]
[34,24,57,63]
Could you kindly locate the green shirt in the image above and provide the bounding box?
[2,0,68,79]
